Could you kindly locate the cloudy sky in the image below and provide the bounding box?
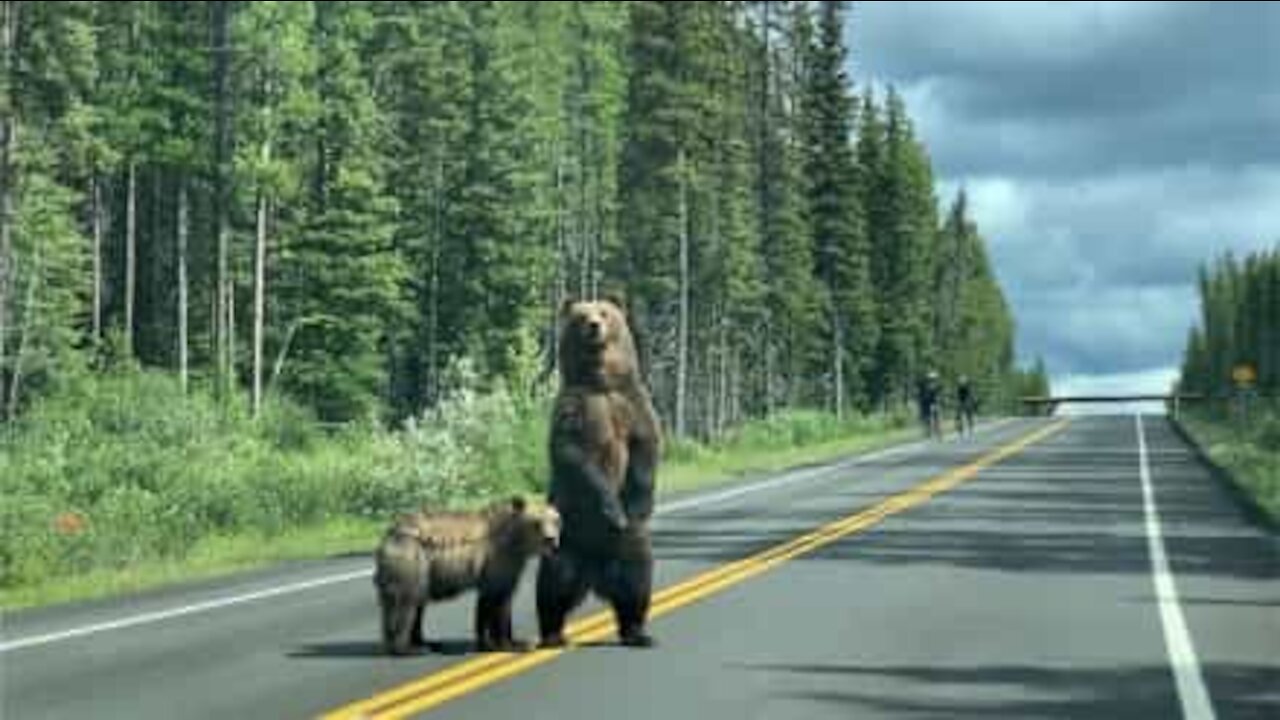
[849,1,1279,398]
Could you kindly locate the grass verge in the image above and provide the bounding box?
[1175,413,1280,528]
[2,409,916,612]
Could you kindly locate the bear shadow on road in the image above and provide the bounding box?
[287,638,475,659]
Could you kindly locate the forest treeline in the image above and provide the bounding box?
[0,0,1047,437]
[1176,246,1280,523]
[1178,247,1280,400]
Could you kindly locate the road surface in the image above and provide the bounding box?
[2,416,1276,719]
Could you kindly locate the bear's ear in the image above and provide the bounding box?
[600,291,627,312]
[510,495,527,514]
[559,298,577,319]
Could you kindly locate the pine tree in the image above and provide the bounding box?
[95,2,165,361]
[233,0,317,416]
[211,0,234,399]
[551,1,626,361]
[616,0,695,434]
[2,1,94,415]
[150,0,210,392]
[751,0,821,413]
[1179,246,1279,405]
[275,0,405,422]
[803,0,874,416]
[870,89,938,408]
[0,0,13,412]
[450,1,550,383]
[369,0,471,413]
[689,1,765,436]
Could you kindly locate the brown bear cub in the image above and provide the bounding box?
[536,297,663,648]
[374,496,561,656]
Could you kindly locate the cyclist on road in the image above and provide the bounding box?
[918,370,942,440]
[956,375,977,437]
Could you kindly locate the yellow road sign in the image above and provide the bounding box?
[1232,364,1256,386]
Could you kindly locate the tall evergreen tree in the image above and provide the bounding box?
[275,0,405,422]
[0,0,13,412]
[0,0,1039,432]
[751,0,821,413]
[2,0,94,415]
[233,0,317,416]
[369,0,471,412]
[803,0,874,417]
[450,1,548,383]
[689,0,765,436]
[870,88,937,407]
[616,0,696,434]
[150,0,210,391]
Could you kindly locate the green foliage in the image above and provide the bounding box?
[274,0,407,423]
[4,144,90,410]
[803,0,876,412]
[1,0,1042,598]
[931,189,1021,411]
[867,89,938,407]
[3,0,1028,431]
[1182,406,1280,524]
[1179,247,1279,398]
[0,368,546,589]
[1176,246,1279,522]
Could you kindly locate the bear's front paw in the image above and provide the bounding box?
[538,634,568,649]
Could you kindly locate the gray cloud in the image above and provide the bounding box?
[852,1,1280,385]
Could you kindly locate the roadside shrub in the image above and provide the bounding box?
[0,365,909,594]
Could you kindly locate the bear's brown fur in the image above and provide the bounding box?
[374,496,561,655]
[537,297,662,648]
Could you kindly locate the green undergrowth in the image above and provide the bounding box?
[1178,411,1280,526]
[1,370,912,610]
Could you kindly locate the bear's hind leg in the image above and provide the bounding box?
[601,546,654,648]
[380,587,420,656]
[474,592,498,651]
[475,592,527,652]
[410,601,428,647]
[536,551,588,648]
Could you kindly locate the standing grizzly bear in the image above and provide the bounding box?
[374,496,561,655]
[536,297,662,648]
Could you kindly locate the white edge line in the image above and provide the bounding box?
[1136,413,1217,720]
[2,417,1020,653]
[0,569,373,653]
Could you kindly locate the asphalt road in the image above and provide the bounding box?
[2,416,1276,719]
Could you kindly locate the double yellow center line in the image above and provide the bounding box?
[322,419,1069,720]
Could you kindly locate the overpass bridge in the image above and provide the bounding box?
[1019,394,1205,416]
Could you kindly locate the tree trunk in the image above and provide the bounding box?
[590,161,603,299]
[718,320,729,438]
[578,125,591,299]
[764,320,775,417]
[675,150,689,439]
[125,161,137,357]
[252,128,272,417]
[834,312,845,421]
[552,151,565,368]
[177,177,189,393]
[91,173,103,343]
[426,158,443,405]
[212,0,232,399]
[0,0,13,414]
[7,244,36,418]
[228,261,236,390]
[252,186,266,416]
